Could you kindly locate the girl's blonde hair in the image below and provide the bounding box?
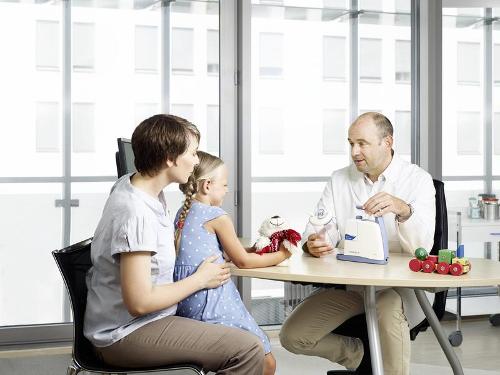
[174,151,224,252]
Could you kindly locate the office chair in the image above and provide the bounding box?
[52,238,204,375]
[116,138,136,178]
[327,179,449,375]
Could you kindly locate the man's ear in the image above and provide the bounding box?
[384,135,393,149]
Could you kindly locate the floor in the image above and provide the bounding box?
[1,317,499,375]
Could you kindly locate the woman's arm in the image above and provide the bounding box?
[120,252,230,317]
[208,215,290,269]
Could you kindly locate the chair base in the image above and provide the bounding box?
[66,362,81,375]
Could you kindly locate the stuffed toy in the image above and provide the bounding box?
[254,215,302,266]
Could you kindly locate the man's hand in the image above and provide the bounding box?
[306,233,333,258]
[363,192,411,219]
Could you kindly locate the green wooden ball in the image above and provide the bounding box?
[415,247,428,261]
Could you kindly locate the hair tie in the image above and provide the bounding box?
[177,220,184,230]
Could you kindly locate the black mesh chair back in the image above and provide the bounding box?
[410,179,448,340]
[52,238,204,374]
[116,138,136,178]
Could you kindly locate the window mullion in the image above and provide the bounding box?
[484,8,493,193]
[349,0,358,123]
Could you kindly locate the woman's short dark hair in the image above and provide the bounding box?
[132,114,200,177]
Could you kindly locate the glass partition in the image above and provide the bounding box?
[442,8,484,177]
[0,1,62,178]
[0,183,63,326]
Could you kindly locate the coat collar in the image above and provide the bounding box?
[348,152,404,203]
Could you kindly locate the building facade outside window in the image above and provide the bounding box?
[259,107,284,154]
[72,103,95,153]
[36,20,59,70]
[457,41,480,84]
[456,111,481,155]
[259,32,284,77]
[323,36,346,80]
[359,38,382,81]
[172,27,194,74]
[394,110,411,155]
[322,109,347,154]
[207,29,219,74]
[36,102,60,153]
[135,25,158,73]
[395,40,411,82]
[73,22,95,71]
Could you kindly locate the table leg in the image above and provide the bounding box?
[414,289,464,375]
[364,285,384,375]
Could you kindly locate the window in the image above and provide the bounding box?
[73,22,95,71]
[171,1,192,13]
[494,113,500,155]
[172,28,194,74]
[323,36,346,80]
[135,25,158,73]
[456,8,482,17]
[360,0,382,11]
[36,102,60,153]
[457,112,481,155]
[171,104,194,123]
[323,109,347,154]
[259,107,284,154]
[457,42,480,84]
[495,44,500,84]
[259,33,284,77]
[72,103,95,153]
[135,103,159,127]
[394,111,411,155]
[323,0,347,8]
[394,0,411,13]
[206,105,219,154]
[360,38,382,80]
[442,8,484,177]
[260,0,283,5]
[359,109,381,115]
[36,20,59,70]
[395,40,410,82]
[207,30,219,74]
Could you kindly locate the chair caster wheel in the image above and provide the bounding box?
[489,314,500,326]
[448,331,463,347]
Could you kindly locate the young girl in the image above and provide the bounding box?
[84,115,265,374]
[174,151,290,375]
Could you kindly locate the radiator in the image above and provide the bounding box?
[283,282,315,316]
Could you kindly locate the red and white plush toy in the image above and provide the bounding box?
[254,216,302,266]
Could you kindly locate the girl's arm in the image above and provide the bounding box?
[208,215,291,269]
[120,252,230,317]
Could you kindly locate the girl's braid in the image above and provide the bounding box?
[175,174,197,253]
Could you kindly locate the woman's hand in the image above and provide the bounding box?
[194,255,231,289]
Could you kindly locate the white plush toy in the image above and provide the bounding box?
[254,215,302,266]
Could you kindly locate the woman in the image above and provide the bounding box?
[84,114,264,374]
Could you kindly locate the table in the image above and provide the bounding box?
[231,251,500,375]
